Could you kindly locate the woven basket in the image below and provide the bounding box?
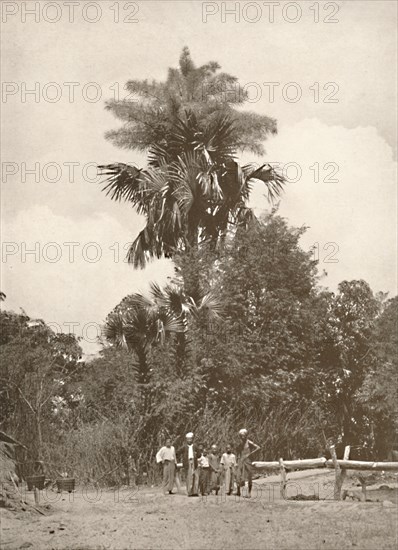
[26,475,45,491]
[56,478,75,492]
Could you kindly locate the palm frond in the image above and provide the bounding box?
[156,311,185,344]
[201,114,237,162]
[170,154,202,214]
[126,226,158,269]
[103,314,128,349]
[195,291,224,320]
[246,164,285,203]
[99,163,146,210]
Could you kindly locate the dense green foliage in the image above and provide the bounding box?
[0,313,82,461]
[1,216,396,483]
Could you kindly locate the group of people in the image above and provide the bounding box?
[156,429,260,498]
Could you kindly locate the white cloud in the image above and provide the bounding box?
[250,119,397,294]
[1,205,174,352]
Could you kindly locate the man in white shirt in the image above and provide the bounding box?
[220,444,236,496]
[179,432,199,496]
[156,438,177,494]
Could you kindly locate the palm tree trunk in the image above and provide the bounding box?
[136,347,151,413]
[187,220,199,250]
[175,332,187,376]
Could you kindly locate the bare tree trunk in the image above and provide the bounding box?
[36,410,42,460]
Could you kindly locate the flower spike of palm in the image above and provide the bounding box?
[99,111,285,268]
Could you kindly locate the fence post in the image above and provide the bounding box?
[329,443,346,500]
[279,458,286,499]
[358,475,367,502]
[340,446,350,500]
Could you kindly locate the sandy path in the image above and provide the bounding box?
[1,471,397,550]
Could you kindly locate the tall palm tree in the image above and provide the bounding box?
[100,48,285,268]
[100,112,285,268]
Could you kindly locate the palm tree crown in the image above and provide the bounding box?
[100,48,285,268]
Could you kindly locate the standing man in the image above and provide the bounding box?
[220,444,236,496]
[197,447,210,496]
[179,432,199,497]
[156,438,177,495]
[236,429,260,498]
[208,444,221,496]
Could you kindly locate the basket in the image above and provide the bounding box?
[56,478,75,492]
[26,475,45,491]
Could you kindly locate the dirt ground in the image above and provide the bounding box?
[1,470,397,550]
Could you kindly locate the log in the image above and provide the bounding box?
[326,460,398,471]
[252,458,398,473]
[252,458,327,470]
[251,461,282,471]
[282,458,327,470]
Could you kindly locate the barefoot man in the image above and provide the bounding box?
[221,444,236,496]
[180,432,199,497]
[236,428,260,498]
[156,438,177,494]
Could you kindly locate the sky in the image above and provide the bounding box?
[1,0,397,353]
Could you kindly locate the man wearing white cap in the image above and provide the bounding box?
[236,429,260,498]
[179,432,199,496]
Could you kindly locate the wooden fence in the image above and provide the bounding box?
[252,445,398,500]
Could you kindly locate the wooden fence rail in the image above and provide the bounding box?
[252,458,398,472]
[252,445,398,500]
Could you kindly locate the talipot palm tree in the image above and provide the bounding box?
[99,48,285,268]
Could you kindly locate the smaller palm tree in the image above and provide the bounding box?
[104,293,181,385]
[104,280,222,386]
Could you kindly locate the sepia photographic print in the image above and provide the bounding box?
[1,1,397,549]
